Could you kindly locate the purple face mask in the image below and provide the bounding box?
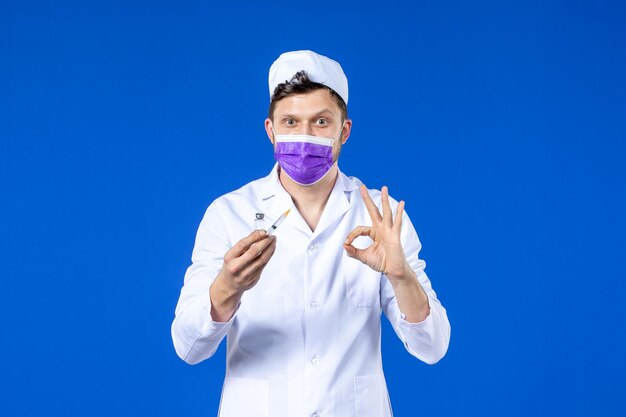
[273,126,343,186]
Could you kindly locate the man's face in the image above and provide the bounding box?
[265,89,352,163]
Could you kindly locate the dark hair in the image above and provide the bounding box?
[268,70,348,120]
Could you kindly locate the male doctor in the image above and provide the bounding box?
[172,50,451,417]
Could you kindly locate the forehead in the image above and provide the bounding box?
[273,89,342,118]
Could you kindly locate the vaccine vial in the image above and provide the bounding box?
[254,213,265,230]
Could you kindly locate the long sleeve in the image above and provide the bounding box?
[171,201,238,365]
[381,211,451,365]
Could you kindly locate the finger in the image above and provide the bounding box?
[343,241,369,262]
[228,230,267,259]
[239,237,278,280]
[240,235,276,265]
[229,236,276,282]
[360,184,382,223]
[393,200,405,233]
[343,243,363,259]
[344,226,371,246]
[381,186,392,227]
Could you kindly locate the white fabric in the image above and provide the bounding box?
[274,134,335,147]
[268,50,349,104]
[171,163,451,417]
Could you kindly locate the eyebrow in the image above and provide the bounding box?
[312,109,335,116]
[279,109,336,119]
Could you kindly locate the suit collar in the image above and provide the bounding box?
[258,163,361,238]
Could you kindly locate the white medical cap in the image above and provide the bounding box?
[268,50,349,105]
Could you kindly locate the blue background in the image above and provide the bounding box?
[2,0,625,416]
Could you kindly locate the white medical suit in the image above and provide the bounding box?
[172,163,451,417]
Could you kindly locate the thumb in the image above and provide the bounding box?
[343,243,365,261]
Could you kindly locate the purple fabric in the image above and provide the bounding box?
[274,141,333,185]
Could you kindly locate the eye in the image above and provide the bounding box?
[316,118,328,126]
[284,118,296,126]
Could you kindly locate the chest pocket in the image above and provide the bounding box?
[343,258,382,311]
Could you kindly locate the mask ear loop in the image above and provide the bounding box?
[332,121,345,144]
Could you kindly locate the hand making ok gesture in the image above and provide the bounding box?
[343,185,414,283]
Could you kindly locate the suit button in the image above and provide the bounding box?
[311,412,321,417]
[311,355,321,366]
[308,243,318,252]
[310,301,320,310]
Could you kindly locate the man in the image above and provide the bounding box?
[172,50,451,417]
